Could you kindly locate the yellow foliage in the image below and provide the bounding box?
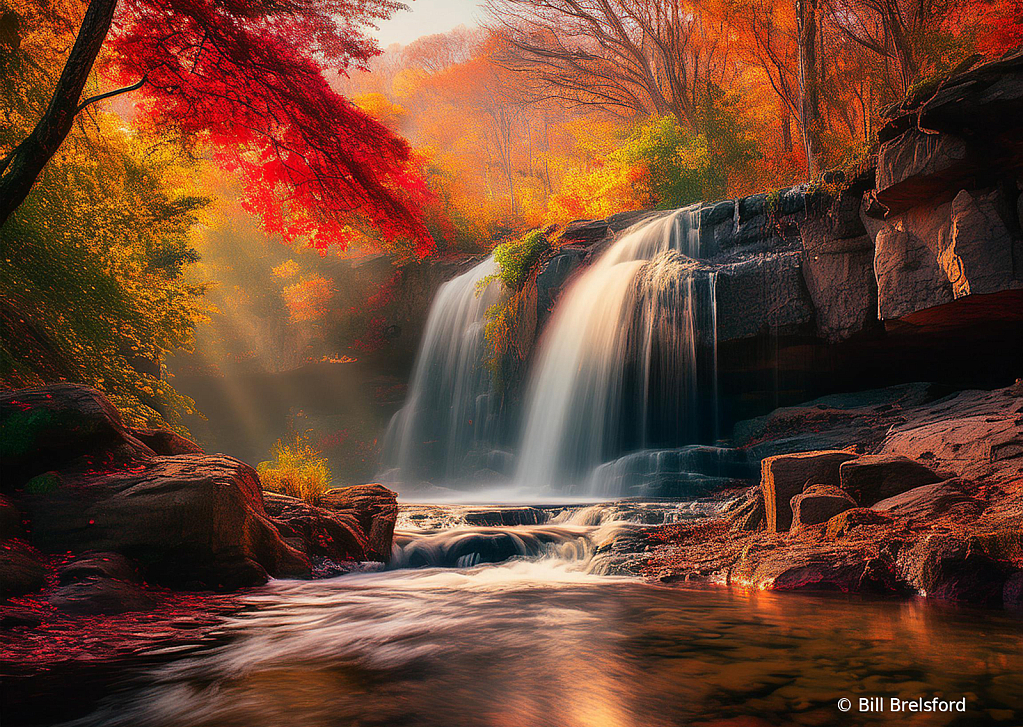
[257,434,333,504]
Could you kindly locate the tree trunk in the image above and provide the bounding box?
[795,0,822,177]
[0,0,119,228]
[781,111,793,153]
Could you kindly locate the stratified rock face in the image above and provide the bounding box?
[263,491,368,565]
[20,454,310,590]
[871,480,986,522]
[839,455,942,505]
[319,484,398,563]
[760,451,857,532]
[875,129,969,210]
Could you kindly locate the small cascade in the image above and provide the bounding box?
[380,256,506,488]
[514,206,721,492]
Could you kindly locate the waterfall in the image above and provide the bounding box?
[514,205,720,493]
[380,256,506,488]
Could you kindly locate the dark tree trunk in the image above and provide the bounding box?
[0,0,119,228]
[796,0,822,177]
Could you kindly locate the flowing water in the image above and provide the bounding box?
[515,206,720,493]
[380,256,506,486]
[63,503,1023,727]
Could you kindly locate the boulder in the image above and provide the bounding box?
[0,542,47,598]
[940,189,1016,299]
[319,484,398,562]
[790,485,856,532]
[870,479,986,521]
[0,384,154,489]
[263,492,368,563]
[896,534,1010,605]
[129,428,204,455]
[714,251,815,342]
[727,489,765,532]
[825,508,894,538]
[20,454,310,590]
[57,552,138,585]
[839,455,941,505]
[48,577,155,615]
[760,450,857,532]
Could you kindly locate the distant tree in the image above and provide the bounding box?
[0,0,432,253]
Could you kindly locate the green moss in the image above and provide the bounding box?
[487,228,553,291]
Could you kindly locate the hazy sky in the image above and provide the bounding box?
[374,0,486,47]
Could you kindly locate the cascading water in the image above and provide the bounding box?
[514,205,721,494]
[380,256,507,488]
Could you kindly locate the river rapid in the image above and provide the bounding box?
[64,502,1023,727]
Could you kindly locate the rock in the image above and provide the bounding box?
[129,428,204,455]
[0,606,44,629]
[263,492,368,563]
[875,129,969,212]
[714,251,815,342]
[319,484,398,562]
[825,508,894,538]
[1003,571,1023,610]
[48,577,155,615]
[871,201,954,320]
[559,219,610,245]
[790,485,856,532]
[799,216,877,341]
[897,534,1009,605]
[462,507,547,527]
[839,455,942,505]
[57,552,139,585]
[827,191,868,239]
[0,494,24,539]
[0,542,47,598]
[727,490,765,532]
[940,189,1015,299]
[20,454,310,590]
[870,479,986,521]
[760,450,857,532]
[0,384,154,489]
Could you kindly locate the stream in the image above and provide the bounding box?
[63,503,1023,727]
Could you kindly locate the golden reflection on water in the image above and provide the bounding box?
[74,565,1023,727]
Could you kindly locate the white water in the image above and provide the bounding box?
[380,256,506,487]
[515,206,719,492]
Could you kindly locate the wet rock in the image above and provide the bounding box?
[727,489,765,532]
[319,484,398,562]
[839,455,942,505]
[790,485,856,532]
[48,576,155,615]
[871,479,986,521]
[462,507,547,527]
[0,542,47,598]
[559,218,610,244]
[0,384,154,489]
[0,606,43,629]
[20,454,310,590]
[57,552,138,585]
[760,450,857,532]
[714,251,815,342]
[738,541,898,594]
[825,508,894,538]
[897,534,1009,605]
[129,427,204,455]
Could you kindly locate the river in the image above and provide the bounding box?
[62,503,1023,727]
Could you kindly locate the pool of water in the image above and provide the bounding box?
[63,512,1023,727]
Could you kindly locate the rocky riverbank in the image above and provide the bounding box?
[0,383,401,722]
[599,380,1023,609]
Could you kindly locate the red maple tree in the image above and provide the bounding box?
[0,0,433,254]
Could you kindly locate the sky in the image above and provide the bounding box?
[373,0,485,47]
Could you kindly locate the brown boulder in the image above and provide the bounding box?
[20,454,310,590]
[320,484,398,562]
[825,508,894,538]
[48,576,155,615]
[263,492,368,564]
[0,384,154,489]
[896,534,1010,605]
[57,552,139,585]
[790,486,856,532]
[130,428,205,455]
[839,454,941,505]
[760,450,857,532]
[871,479,986,521]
